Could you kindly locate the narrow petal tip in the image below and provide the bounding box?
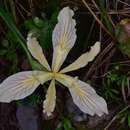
[43,80,56,117]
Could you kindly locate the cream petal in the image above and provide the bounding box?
[60,42,101,73]
[0,71,52,102]
[69,80,108,116]
[52,7,76,72]
[43,79,56,116]
[56,74,108,116]
[27,33,51,71]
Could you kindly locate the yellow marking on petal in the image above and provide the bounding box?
[53,73,86,102]
[71,85,86,97]
[52,47,64,72]
[21,72,53,86]
[21,77,37,86]
[60,42,101,73]
[0,71,42,102]
[52,7,76,72]
[55,73,85,98]
[69,81,100,109]
[59,38,65,49]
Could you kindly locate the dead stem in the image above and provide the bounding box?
[82,0,115,41]
[104,104,130,130]
[121,78,127,103]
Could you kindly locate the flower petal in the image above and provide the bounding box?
[43,79,56,116]
[52,7,76,72]
[56,74,108,116]
[0,71,52,102]
[27,33,51,70]
[60,42,101,73]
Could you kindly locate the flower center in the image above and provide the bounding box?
[52,72,59,79]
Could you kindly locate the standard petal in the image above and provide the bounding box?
[43,79,56,116]
[60,42,101,73]
[52,7,76,72]
[56,74,108,116]
[0,71,52,102]
[27,33,51,71]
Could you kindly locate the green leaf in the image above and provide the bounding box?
[128,114,130,126]
[0,7,34,64]
[97,0,114,34]
[33,17,44,28]
[0,49,7,56]
[24,10,58,50]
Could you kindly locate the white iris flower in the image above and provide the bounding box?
[0,7,108,117]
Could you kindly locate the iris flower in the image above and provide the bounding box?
[0,7,108,117]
